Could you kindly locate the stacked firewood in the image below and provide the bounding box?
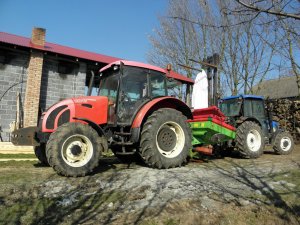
[268,99,300,140]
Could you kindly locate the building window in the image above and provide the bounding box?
[58,61,78,75]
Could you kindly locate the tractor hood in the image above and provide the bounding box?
[41,96,109,133]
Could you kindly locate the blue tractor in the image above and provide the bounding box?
[219,95,294,158]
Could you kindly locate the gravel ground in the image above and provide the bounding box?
[0,146,299,225]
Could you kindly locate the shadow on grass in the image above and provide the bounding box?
[203,158,300,223]
[0,152,299,224]
[0,155,174,225]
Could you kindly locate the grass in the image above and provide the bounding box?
[0,189,128,225]
[0,198,55,225]
[0,160,38,167]
[272,169,300,187]
[0,153,36,159]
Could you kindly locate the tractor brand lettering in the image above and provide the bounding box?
[74,99,97,103]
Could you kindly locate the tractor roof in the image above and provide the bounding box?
[222,94,264,101]
[100,60,194,85]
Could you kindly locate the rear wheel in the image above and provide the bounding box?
[236,121,265,158]
[46,123,106,177]
[140,108,192,169]
[34,144,49,166]
[273,131,294,155]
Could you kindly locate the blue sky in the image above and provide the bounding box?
[0,0,168,63]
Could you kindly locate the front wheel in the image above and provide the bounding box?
[273,131,294,155]
[140,108,192,169]
[235,121,265,158]
[46,123,106,177]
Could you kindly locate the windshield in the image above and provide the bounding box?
[219,99,242,117]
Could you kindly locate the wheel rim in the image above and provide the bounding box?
[156,121,185,158]
[280,137,291,151]
[61,134,93,167]
[246,129,261,152]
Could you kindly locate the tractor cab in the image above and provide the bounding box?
[219,95,270,136]
[98,61,168,125]
[98,60,194,126]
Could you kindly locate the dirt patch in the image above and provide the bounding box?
[0,146,299,224]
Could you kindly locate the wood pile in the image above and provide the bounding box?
[269,99,300,141]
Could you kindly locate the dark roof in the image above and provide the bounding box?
[0,31,120,64]
[0,31,193,84]
[252,76,299,99]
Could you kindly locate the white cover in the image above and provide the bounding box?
[192,70,208,109]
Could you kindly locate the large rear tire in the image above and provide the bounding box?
[34,144,49,166]
[140,108,192,169]
[46,123,105,177]
[235,121,265,158]
[273,131,294,155]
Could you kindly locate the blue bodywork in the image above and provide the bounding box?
[220,94,278,143]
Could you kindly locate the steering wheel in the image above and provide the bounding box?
[122,91,131,102]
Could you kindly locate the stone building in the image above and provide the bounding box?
[0,28,119,141]
[252,75,299,100]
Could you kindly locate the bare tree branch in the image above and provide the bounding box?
[235,0,300,20]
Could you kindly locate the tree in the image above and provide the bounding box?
[231,0,300,96]
[234,0,300,20]
[148,0,275,97]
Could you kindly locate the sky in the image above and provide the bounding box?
[0,0,168,63]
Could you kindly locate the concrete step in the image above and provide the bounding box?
[0,142,34,154]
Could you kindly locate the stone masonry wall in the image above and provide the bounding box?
[0,50,29,141]
[39,56,86,111]
[0,50,87,142]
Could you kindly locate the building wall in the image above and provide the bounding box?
[0,49,29,141]
[40,56,86,110]
[0,49,87,141]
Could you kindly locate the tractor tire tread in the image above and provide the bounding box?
[235,121,264,158]
[140,108,191,169]
[273,131,294,155]
[46,122,104,177]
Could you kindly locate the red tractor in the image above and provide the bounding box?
[12,61,194,177]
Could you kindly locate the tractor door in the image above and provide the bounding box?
[243,99,269,136]
[98,69,120,124]
[117,67,149,125]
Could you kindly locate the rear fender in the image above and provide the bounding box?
[131,97,192,129]
[236,117,261,127]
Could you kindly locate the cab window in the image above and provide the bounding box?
[150,72,167,97]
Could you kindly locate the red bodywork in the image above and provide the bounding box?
[42,96,108,133]
[189,106,236,131]
[100,60,194,85]
[131,96,192,128]
[42,60,194,133]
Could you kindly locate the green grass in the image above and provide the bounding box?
[0,160,37,167]
[0,189,128,225]
[272,169,300,187]
[141,218,180,225]
[0,198,55,225]
[0,153,36,159]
